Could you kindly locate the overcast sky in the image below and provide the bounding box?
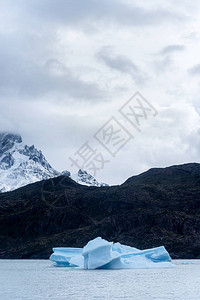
[1,0,200,184]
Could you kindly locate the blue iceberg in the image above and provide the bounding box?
[50,237,174,269]
[50,247,83,267]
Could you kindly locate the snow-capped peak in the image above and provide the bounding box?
[62,169,108,187]
[0,132,59,192]
[0,132,108,192]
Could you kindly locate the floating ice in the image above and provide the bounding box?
[50,237,174,269]
[49,247,83,267]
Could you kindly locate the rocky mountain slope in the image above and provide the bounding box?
[0,163,200,259]
[0,133,107,192]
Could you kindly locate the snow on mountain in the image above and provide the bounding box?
[0,133,108,193]
[0,133,59,193]
[63,169,108,187]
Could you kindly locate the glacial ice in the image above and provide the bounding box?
[50,237,174,269]
[50,247,83,267]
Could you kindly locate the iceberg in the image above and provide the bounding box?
[49,237,174,269]
[50,247,83,267]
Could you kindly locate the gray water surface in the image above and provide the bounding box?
[0,260,200,300]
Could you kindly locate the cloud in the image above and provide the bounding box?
[154,56,172,73]
[0,35,104,101]
[96,47,147,85]
[153,44,185,73]
[4,0,186,31]
[188,64,200,75]
[160,45,186,55]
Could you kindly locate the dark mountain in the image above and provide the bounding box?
[0,163,200,259]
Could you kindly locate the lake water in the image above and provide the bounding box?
[0,260,200,300]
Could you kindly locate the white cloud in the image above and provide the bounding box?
[159,45,186,55]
